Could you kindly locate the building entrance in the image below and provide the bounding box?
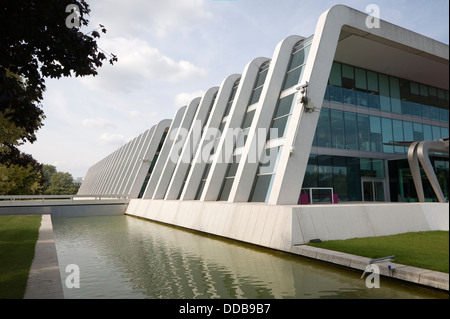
[361,178,386,202]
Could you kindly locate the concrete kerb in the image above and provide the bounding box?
[291,245,449,291]
[24,214,64,299]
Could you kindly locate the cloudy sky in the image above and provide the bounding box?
[19,0,449,178]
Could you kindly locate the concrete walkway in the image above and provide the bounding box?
[291,244,449,291]
[24,214,64,299]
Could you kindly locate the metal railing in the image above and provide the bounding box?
[0,194,129,206]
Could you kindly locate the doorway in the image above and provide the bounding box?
[361,178,386,202]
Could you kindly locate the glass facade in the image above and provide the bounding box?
[304,61,449,203]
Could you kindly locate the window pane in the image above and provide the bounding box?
[329,62,342,86]
[390,77,402,113]
[347,157,362,201]
[250,174,274,202]
[318,156,333,189]
[355,68,367,90]
[343,88,356,105]
[423,124,433,140]
[330,110,345,149]
[367,71,379,92]
[333,156,348,201]
[219,178,234,201]
[249,87,263,105]
[381,118,394,153]
[242,110,255,129]
[357,114,370,151]
[258,146,282,175]
[370,116,382,152]
[303,155,318,188]
[316,108,331,147]
[290,48,307,70]
[432,126,442,140]
[379,74,391,112]
[392,120,404,153]
[274,94,295,118]
[413,123,424,141]
[344,112,358,150]
[342,65,355,89]
[283,67,303,90]
[373,159,385,178]
[403,121,414,142]
[329,86,342,103]
[270,116,290,139]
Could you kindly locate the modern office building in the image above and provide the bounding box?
[78,5,448,248]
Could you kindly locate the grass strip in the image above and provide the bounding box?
[0,215,42,299]
[308,231,449,273]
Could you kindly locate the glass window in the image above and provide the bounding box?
[442,127,449,139]
[330,110,345,149]
[343,88,356,105]
[357,114,370,151]
[242,110,255,129]
[389,77,402,113]
[219,178,234,201]
[368,93,380,109]
[283,66,304,90]
[250,146,283,202]
[372,159,385,178]
[355,68,367,90]
[329,62,342,87]
[392,120,404,153]
[329,86,342,103]
[381,118,394,153]
[303,155,318,188]
[274,94,295,118]
[403,121,414,142]
[432,126,442,140]
[356,91,368,107]
[423,124,433,140]
[344,112,358,150]
[249,87,263,105]
[332,156,348,201]
[413,123,424,141]
[347,157,362,201]
[270,116,290,139]
[318,156,333,188]
[342,65,355,89]
[316,108,331,148]
[367,71,379,92]
[250,174,274,202]
[370,116,382,152]
[379,74,391,112]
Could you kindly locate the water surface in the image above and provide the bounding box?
[52,215,447,299]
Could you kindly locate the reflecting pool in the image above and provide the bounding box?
[52,215,447,299]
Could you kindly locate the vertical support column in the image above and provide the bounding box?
[228,36,303,203]
[142,106,187,199]
[180,74,242,200]
[165,87,219,200]
[201,57,270,201]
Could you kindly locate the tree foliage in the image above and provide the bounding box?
[0,0,115,194]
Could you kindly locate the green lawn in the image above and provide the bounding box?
[308,231,449,273]
[0,215,42,299]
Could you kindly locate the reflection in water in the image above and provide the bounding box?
[52,215,447,299]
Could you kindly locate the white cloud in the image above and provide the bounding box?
[90,0,213,38]
[174,90,205,108]
[82,118,117,130]
[79,37,206,93]
[99,133,128,145]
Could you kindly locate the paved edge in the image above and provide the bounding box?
[24,214,64,299]
[291,245,449,292]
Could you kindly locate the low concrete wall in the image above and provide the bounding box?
[0,203,128,217]
[293,203,449,244]
[126,200,449,253]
